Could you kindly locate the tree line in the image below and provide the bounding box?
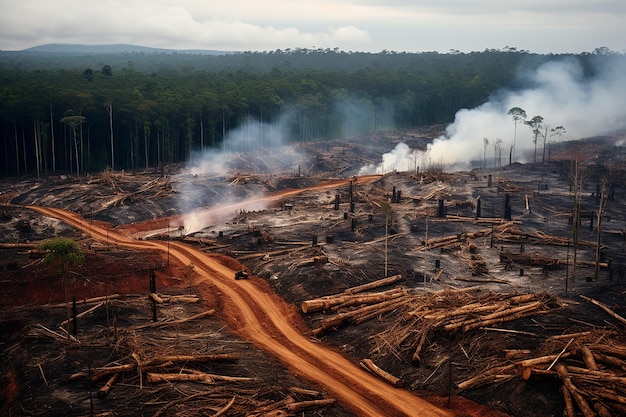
[0,47,621,177]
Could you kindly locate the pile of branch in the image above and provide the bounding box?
[369,288,558,366]
[247,388,336,417]
[457,334,626,416]
[301,275,409,335]
[500,250,608,269]
[70,352,243,396]
[497,226,598,248]
[416,222,516,250]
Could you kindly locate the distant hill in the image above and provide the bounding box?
[23,43,232,55]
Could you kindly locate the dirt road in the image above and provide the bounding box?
[29,204,456,417]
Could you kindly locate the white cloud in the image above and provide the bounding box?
[0,0,624,52]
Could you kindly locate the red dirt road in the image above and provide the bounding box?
[30,205,455,417]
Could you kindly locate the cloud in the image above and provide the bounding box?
[1,0,624,52]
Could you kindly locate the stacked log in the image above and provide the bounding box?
[300,275,409,335]
[456,333,626,417]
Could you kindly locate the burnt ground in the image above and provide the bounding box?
[1,131,626,417]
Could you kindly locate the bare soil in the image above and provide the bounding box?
[1,132,625,417]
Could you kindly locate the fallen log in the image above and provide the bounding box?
[133,309,215,330]
[555,363,596,417]
[580,295,626,326]
[456,364,516,390]
[312,297,408,335]
[561,385,577,417]
[411,328,431,365]
[98,373,118,398]
[592,352,626,371]
[283,399,336,413]
[579,346,599,371]
[60,302,104,327]
[149,293,200,304]
[359,358,404,388]
[515,352,574,369]
[331,289,406,312]
[444,300,542,332]
[301,287,404,313]
[146,372,254,384]
[462,304,547,332]
[343,274,404,294]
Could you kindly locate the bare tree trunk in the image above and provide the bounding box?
[105,99,114,170]
[50,104,56,173]
[594,179,609,280]
[14,123,20,175]
[33,121,41,180]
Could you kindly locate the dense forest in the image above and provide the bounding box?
[0,46,622,177]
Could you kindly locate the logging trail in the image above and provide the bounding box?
[29,204,488,417]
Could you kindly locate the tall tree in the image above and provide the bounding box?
[525,115,544,162]
[507,107,526,161]
[61,114,86,176]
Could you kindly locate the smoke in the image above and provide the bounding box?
[426,57,626,169]
[361,57,626,174]
[333,94,395,137]
[359,142,418,175]
[179,113,303,234]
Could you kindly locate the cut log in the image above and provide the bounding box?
[98,373,118,398]
[516,352,573,369]
[359,358,404,388]
[561,385,577,417]
[411,328,431,365]
[60,302,104,327]
[580,295,626,326]
[592,352,626,372]
[319,297,408,330]
[579,346,599,371]
[283,399,336,412]
[301,287,404,313]
[149,293,200,304]
[456,364,515,390]
[342,274,403,294]
[555,363,596,417]
[146,372,254,384]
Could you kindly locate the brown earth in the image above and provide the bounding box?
[1,132,625,417]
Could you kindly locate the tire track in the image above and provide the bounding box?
[29,204,453,417]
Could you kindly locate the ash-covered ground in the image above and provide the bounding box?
[1,132,626,417]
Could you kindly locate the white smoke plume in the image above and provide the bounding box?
[179,114,298,234]
[428,57,626,169]
[361,56,626,174]
[358,142,419,175]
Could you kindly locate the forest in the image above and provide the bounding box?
[0,46,622,177]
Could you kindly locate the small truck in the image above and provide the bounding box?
[234,270,249,280]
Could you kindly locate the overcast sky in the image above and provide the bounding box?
[0,0,623,53]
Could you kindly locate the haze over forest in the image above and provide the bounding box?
[1,45,625,177]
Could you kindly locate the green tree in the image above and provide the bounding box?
[38,238,85,341]
[525,115,544,162]
[507,107,526,161]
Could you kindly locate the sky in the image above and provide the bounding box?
[0,0,624,53]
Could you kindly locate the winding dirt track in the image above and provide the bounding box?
[28,177,456,417]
